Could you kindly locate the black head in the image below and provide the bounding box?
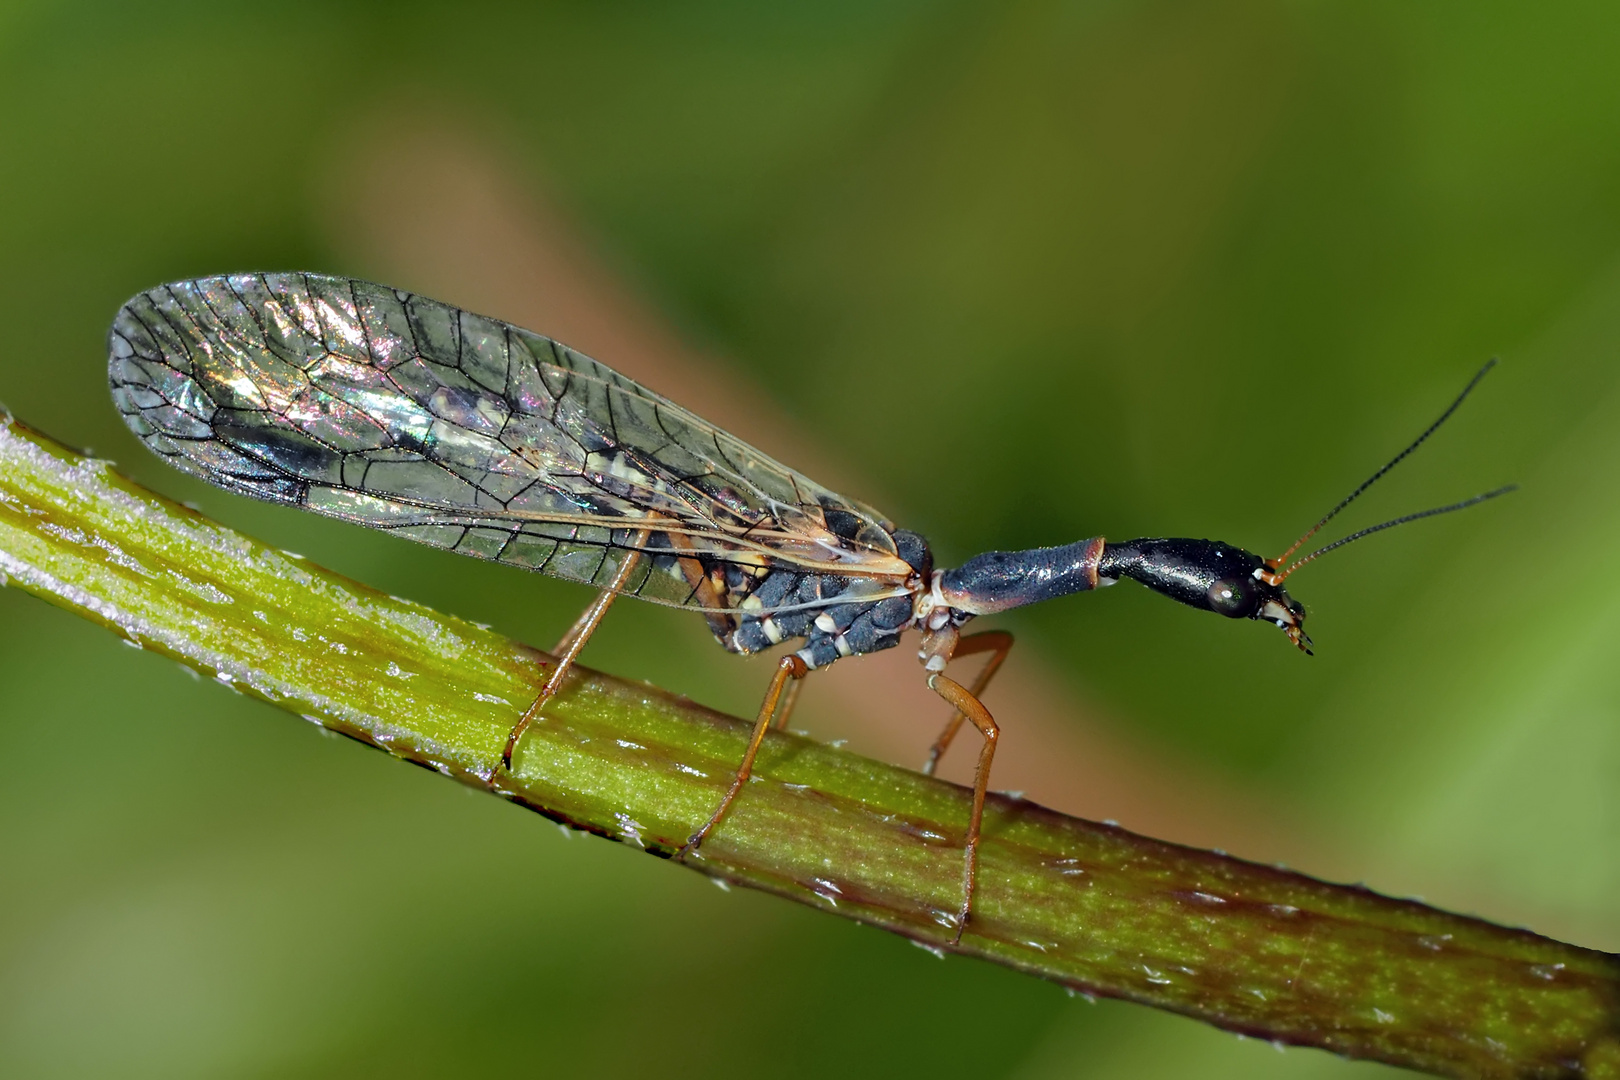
[1097,538,1312,653]
[1090,362,1518,655]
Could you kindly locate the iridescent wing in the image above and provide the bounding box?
[108,272,916,616]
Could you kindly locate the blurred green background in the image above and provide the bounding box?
[2,2,1617,1077]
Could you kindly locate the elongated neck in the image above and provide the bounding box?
[935,537,1105,615]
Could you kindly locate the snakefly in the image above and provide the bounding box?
[108,273,1513,940]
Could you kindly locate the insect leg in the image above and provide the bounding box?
[922,631,1014,775]
[772,676,806,732]
[551,596,604,657]
[926,672,999,944]
[664,533,736,643]
[498,531,651,775]
[679,654,810,857]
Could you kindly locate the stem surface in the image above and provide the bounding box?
[1,414,1615,1079]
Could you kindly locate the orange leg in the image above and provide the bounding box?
[497,536,648,775]
[927,671,999,944]
[679,654,810,857]
[551,593,606,658]
[922,630,1014,776]
[772,673,805,732]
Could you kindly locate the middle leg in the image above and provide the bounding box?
[680,653,810,857]
[771,674,806,732]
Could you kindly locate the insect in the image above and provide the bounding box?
[108,273,1512,941]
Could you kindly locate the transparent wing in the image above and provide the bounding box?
[108,272,915,614]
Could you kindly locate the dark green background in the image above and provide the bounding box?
[2,2,1616,1076]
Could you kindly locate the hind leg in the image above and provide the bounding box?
[497,535,649,776]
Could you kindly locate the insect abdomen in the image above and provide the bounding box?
[726,560,919,667]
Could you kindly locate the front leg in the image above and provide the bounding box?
[922,630,1014,775]
[925,672,1000,944]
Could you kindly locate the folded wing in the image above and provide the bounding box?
[109,272,915,616]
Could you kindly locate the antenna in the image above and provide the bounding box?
[1270,484,1516,581]
[1265,359,1501,583]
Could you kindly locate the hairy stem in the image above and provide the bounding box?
[1,413,1616,1080]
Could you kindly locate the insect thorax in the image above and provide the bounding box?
[722,528,932,669]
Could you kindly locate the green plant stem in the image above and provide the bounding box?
[1,412,1615,1080]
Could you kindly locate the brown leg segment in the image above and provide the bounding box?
[926,672,999,944]
[922,630,1014,776]
[550,594,604,658]
[498,535,649,775]
[771,673,805,732]
[679,653,810,857]
[664,533,734,644]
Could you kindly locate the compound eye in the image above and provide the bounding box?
[1206,577,1257,618]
